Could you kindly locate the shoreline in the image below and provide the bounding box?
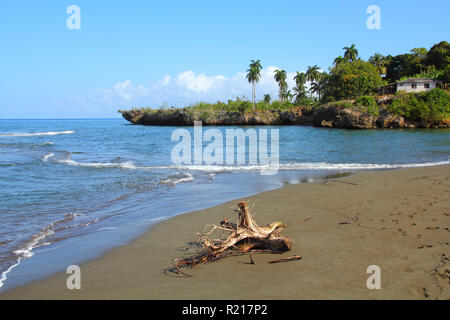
[1,165,449,299]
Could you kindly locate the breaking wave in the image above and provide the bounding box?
[160,172,194,185]
[0,131,74,137]
[42,153,54,162]
[56,159,450,172]
[57,159,137,169]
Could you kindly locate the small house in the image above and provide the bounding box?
[396,78,438,93]
[379,78,439,95]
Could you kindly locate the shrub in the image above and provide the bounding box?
[389,88,449,122]
[355,96,379,116]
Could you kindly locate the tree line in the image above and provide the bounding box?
[246,41,449,108]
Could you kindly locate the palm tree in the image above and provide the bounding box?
[306,65,321,99]
[308,72,328,101]
[309,82,321,100]
[246,59,263,110]
[294,71,307,86]
[263,94,271,104]
[343,44,359,62]
[281,90,293,102]
[293,86,307,105]
[368,53,387,75]
[293,71,307,105]
[306,65,320,83]
[333,56,345,66]
[274,69,288,102]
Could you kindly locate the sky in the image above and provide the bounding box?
[0,0,449,119]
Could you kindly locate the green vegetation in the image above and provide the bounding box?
[374,41,450,82]
[388,88,450,122]
[354,96,379,116]
[323,60,384,101]
[133,98,298,118]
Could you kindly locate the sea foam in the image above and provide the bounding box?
[56,159,450,172]
[42,153,54,162]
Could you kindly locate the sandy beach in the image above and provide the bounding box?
[1,165,449,300]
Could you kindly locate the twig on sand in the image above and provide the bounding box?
[249,252,255,264]
[300,217,311,224]
[339,216,359,225]
[268,255,302,264]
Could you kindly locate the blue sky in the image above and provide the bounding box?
[0,0,449,118]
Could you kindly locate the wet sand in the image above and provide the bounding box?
[1,165,449,299]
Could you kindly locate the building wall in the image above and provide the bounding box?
[397,82,436,93]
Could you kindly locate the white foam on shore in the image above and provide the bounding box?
[0,131,74,137]
[56,158,450,172]
[57,159,137,169]
[129,160,450,171]
[160,172,194,185]
[0,214,79,289]
[0,261,20,289]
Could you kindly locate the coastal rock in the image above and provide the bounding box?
[376,108,405,128]
[120,105,449,129]
[312,106,376,129]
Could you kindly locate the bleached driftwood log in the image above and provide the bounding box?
[174,201,292,272]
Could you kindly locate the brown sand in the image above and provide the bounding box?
[1,165,449,300]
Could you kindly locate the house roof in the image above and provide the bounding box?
[397,78,436,84]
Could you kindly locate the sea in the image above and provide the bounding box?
[0,118,449,291]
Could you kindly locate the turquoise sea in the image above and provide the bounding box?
[0,118,449,291]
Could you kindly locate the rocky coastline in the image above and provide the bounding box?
[120,104,449,129]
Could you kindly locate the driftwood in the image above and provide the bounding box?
[174,201,292,273]
[268,255,302,264]
[249,252,255,264]
[339,216,359,225]
[300,217,311,224]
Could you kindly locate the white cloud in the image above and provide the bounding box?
[176,71,227,93]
